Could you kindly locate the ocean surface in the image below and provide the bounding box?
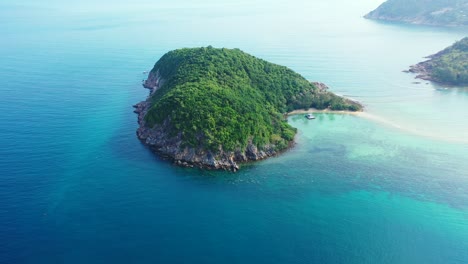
[1,0,467,263]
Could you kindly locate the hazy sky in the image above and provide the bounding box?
[2,0,386,12]
[0,0,386,34]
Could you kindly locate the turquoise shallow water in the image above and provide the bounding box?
[1,0,468,263]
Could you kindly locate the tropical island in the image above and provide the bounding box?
[364,0,468,27]
[407,37,468,86]
[134,47,362,171]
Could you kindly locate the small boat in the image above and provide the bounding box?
[305,113,315,120]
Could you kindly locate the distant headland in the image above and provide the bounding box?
[406,37,468,86]
[364,0,468,27]
[134,47,362,171]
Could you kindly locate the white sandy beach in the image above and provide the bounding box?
[288,109,468,144]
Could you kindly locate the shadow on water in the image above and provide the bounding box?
[365,19,468,34]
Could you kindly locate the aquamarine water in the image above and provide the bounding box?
[1,1,467,263]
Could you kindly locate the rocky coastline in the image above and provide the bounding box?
[134,71,289,172]
[407,60,434,82]
[363,14,461,27]
[406,48,450,85]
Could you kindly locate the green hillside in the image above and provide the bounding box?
[365,0,468,27]
[143,47,361,153]
[410,37,468,85]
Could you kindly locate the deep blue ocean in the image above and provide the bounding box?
[1,0,468,263]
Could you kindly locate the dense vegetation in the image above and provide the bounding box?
[417,37,468,85]
[365,0,468,27]
[431,37,468,85]
[145,47,361,152]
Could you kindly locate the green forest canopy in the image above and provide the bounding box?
[145,47,361,152]
[366,0,468,26]
[430,37,468,85]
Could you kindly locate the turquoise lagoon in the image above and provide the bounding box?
[0,0,467,263]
